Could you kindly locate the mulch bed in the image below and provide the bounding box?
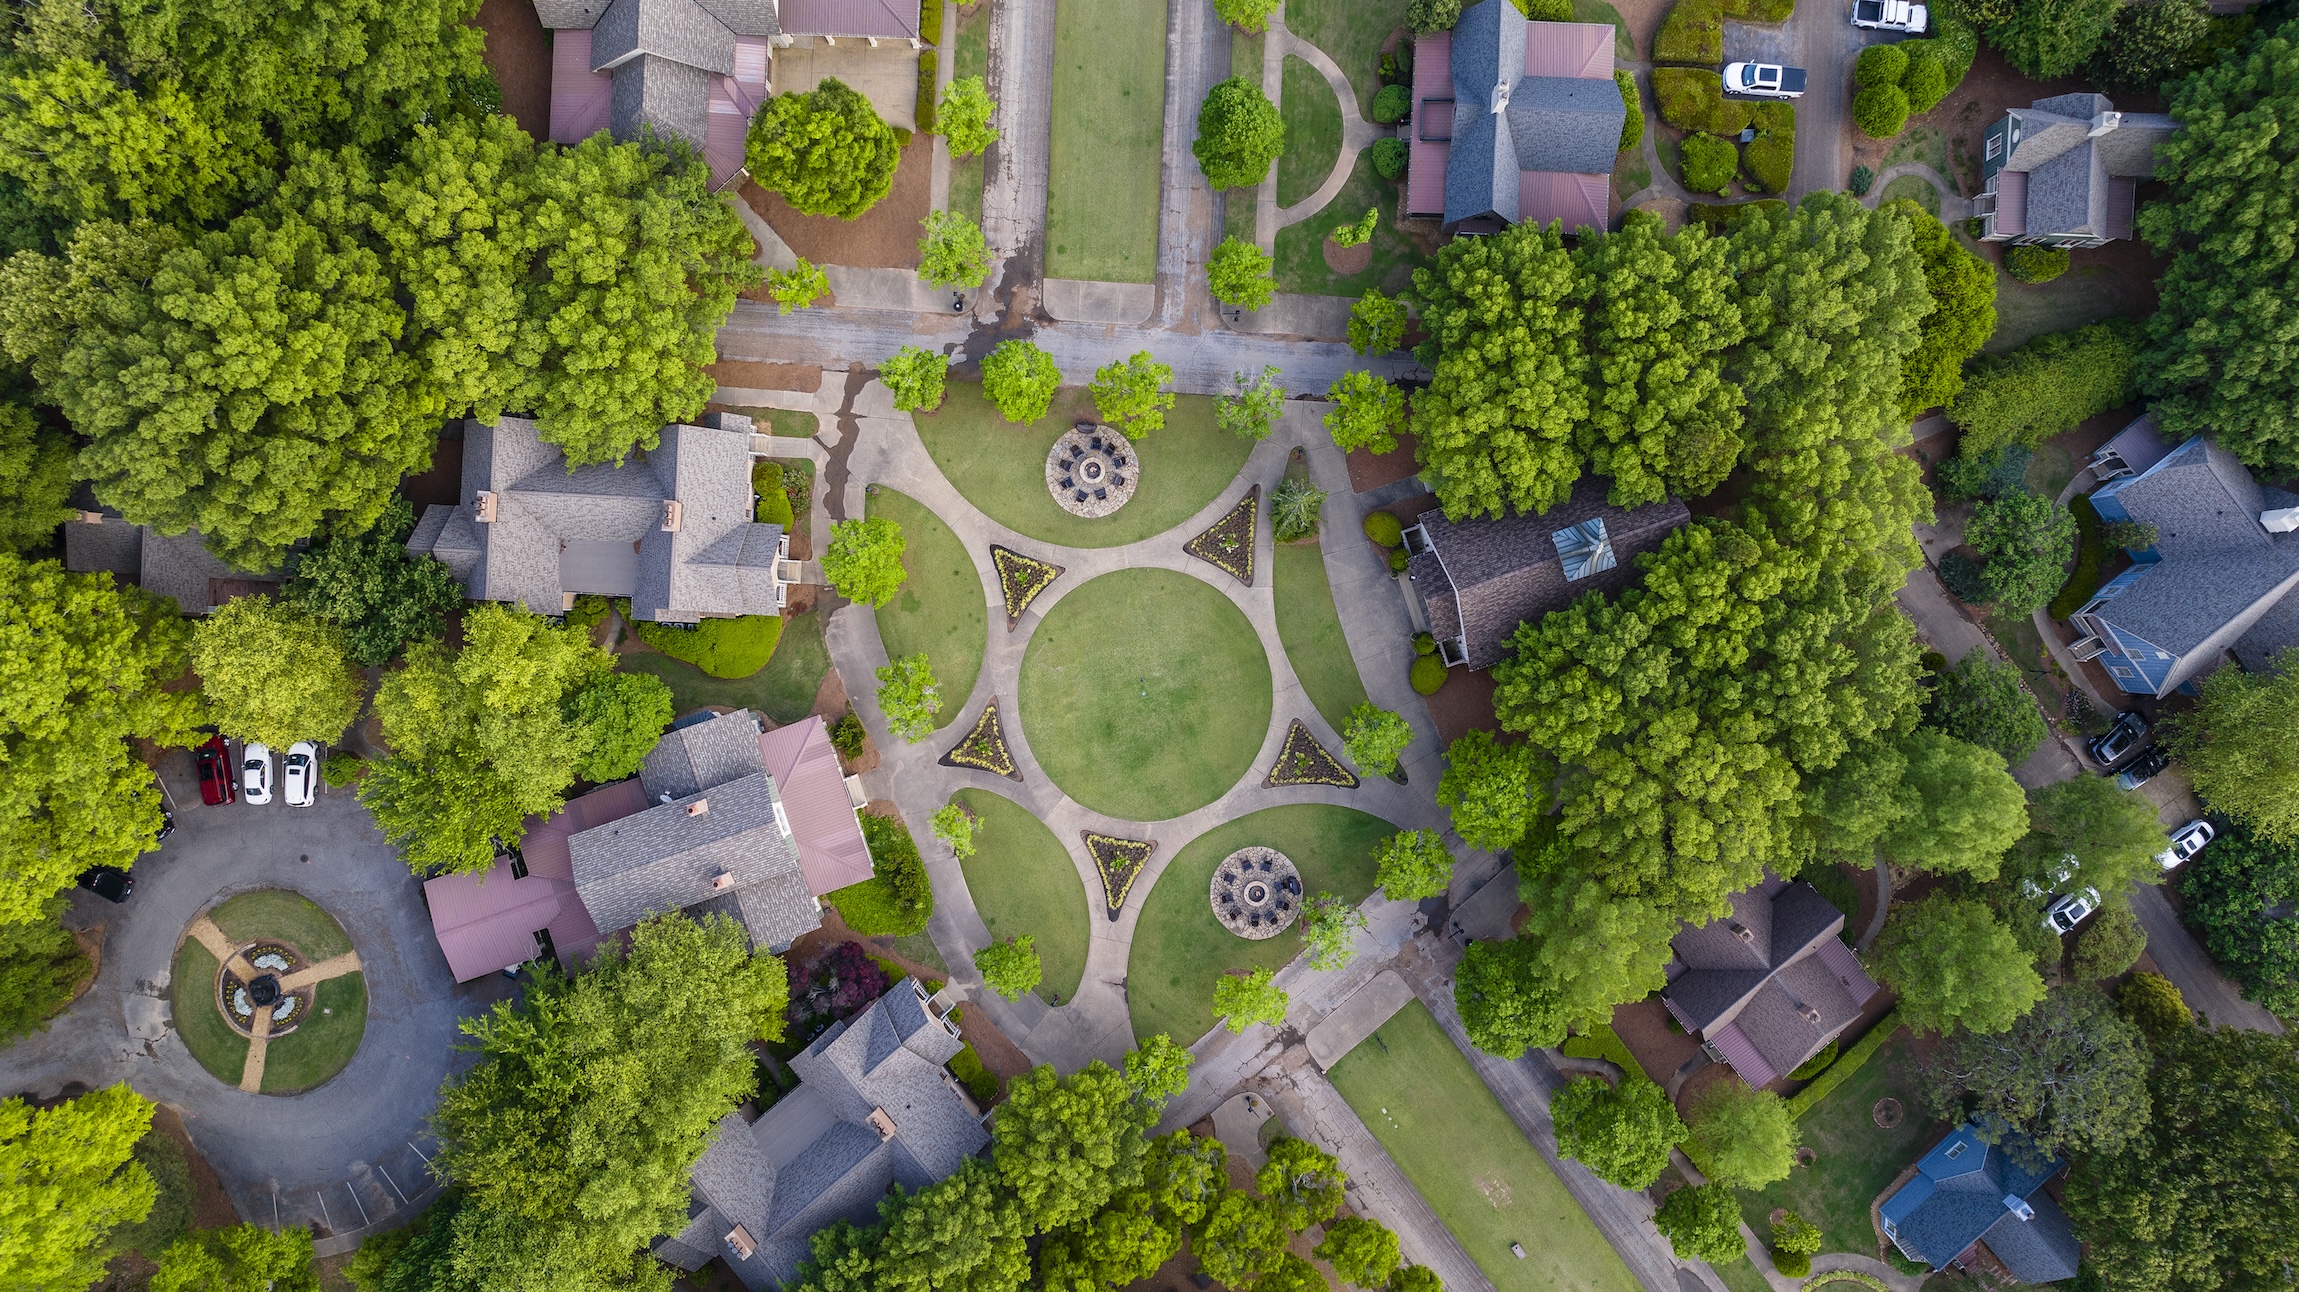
[1184,485,1259,586]
[1083,833,1156,920]
[1262,719,1359,789]
[742,133,934,271]
[1419,665,1501,747]
[939,699,1021,780]
[471,0,551,140]
[991,546,1063,629]
[1322,236,1374,276]
[1344,434,1422,494]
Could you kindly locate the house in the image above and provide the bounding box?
[1405,0,1624,234]
[535,0,923,185]
[1976,93,2175,247]
[653,977,989,1289]
[1879,1124,2082,1284]
[405,413,799,624]
[1400,475,1689,669]
[1659,872,1881,1087]
[2071,418,2299,696]
[63,512,284,614]
[421,711,874,981]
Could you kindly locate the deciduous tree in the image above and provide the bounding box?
[191,597,366,750]
[1192,77,1285,190]
[1342,703,1413,778]
[975,936,1041,1000]
[919,211,991,290]
[1315,1218,1401,1290]
[1875,728,2029,879]
[880,345,950,413]
[1089,351,1175,437]
[2165,648,2299,843]
[1214,0,1283,33]
[931,802,980,858]
[980,340,1061,423]
[2072,900,2147,979]
[1213,968,1288,1032]
[0,402,72,553]
[0,1084,156,1291]
[1454,934,1570,1058]
[2177,821,2299,1014]
[283,498,463,667]
[1374,830,1454,901]
[875,653,942,742]
[766,259,831,312]
[1892,200,1996,418]
[1988,0,2123,77]
[1653,1183,1744,1265]
[1299,893,1368,971]
[1924,984,2152,1159]
[1193,1192,1290,1286]
[1325,371,1406,454]
[1435,731,1547,852]
[1923,646,2047,764]
[1550,1075,1686,1190]
[1257,1137,1344,1231]
[0,897,90,1046]
[1207,237,1277,310]
[560,672,673,784]
[152,1224,318,1292]
[745,78,901,218]
[1949,320,2142,461]
[1870,893,2047,1035]
[2018,772,2167,902]
[1967,490,2077,612]
[1349,289,1408,355]
[937,76,1001,158]
[1221,365,1285,440]
[823,516,908,608]
[1686,1081,1799,1189]
[994,1060,1150,1232]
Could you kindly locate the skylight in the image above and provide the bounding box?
[1552,519,1616,580]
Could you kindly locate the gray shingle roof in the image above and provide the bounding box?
[1662,875,1847,1036]
[1980,1193,2081,1283]
[610,53,714,155]
[569,771,814,943]
[1999,95,2175,242]
[63,516,285,614]
[2024,139,2098,237]
[642,710,769,801]
[1440,0,1619,228]
[1506,76,1625,174]
[592,0,738,73]
[1411,474,1689,669]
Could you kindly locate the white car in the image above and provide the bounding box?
[2017,853,2079,901]
[2157,819,2213,870]
[1853,0,1928,30]
[2043,887,2103,934]
[283,742,318,808]
[241,742,274,806]
[1722,62,1809,98]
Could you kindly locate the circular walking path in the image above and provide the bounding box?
[820,376,1460,1071]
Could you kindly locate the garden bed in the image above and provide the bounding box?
[939,698,1021,780]
[1263,719,1359,789]
[1184,485,1259,585]
[991,545,1064,628]
[1083,832,1157,920]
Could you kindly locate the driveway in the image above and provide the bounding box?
[0,759,509,1252]
[1772,0,1880,199]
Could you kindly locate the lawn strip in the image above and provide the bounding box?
[168,940,247,1086]
[260,973,368,1094]
[1273,152,1422,297]
[866,489,988,733]
[1737,1031,1940,1258]
[618,608,831,724]
[210,891,352,960]
[1045,0,1165,282]
[1272,541,1370,734]
[1279,0,1410,118]
[954,789,1090,1002]
[1278,55,1344,210]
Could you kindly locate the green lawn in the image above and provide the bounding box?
[1573,0,1637,58]
[954,788,1089,1003]
[1329,1002,1645,1292]
[725,407,817,437]
[912,382,1255,547]
[1282,0,1410,118]
[260,973,368,1094]
[1272,541,1369,734]
[1738,1030,1938,1258]
[1279,55,1343,209]
[948,3,991,226]
[1878,174,1939,217]
[1019,569,1273,821]
[1045,0,1165,282]
[169,940,247,1086]
[867,489,987,733]
[1274,152,1423,297]
[618,608,832,725]
[1987,263,2151,355]
[211,890,352,960]
[1127,805,1390,1043]
[1880,123,1952,188]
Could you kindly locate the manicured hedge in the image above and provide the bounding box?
[1653,68,1752,135]
[1949,319,2144,458]
[1854,84,1911,138]
[1410,654,1448,695]
[1786,1010,1900,1119]
[1615,70,1645,151]
[2048,493,2107,621]
[631,611,786,678]
[913,0,941,133]
[2007,245,2071,283]
[831,811,935,936]
[753,460,796,528]
[1744,115,1794,191]
[1369,136,1408,179]
[1680,132,1738,195]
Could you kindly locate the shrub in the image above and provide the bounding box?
[1387,547,1410,573]
[1655,0,1725,63]
[1745,123,1794,192]
[1272,477,1327,542]
[1686,1081,1799,1188]
[1411,654,1448,695]
[1369,136,1409,179]
[1903,46,1949,110]
[1854,84,1911,137]
[1939,551,1989,603]
[564,594,612,631]
[1771,1212,1823,1279]
[1518,0,1575,17]
[1679,133,1738,195]
[2072,901,2147,979]
[948,1042,1000,1102]
[1371,84,1411,124]
[1786,1012,1900,1118]
[974,936,1041,1000]
[633,614,784,678]
[745,78,900,218]
[1331,208,1380,249]
[835,812,934,936]
[1407,0,1466,32]
[320,752,363,787]
[1363,511,1404,547]
[1413,632,1437,655]
[2049,493,2108,620]
[980,340,1061,422]
[1949,319,2142,458]
[1850,163,1875,195]
[1652,68,1751,135]
[828,711,867,758]
[1613,71,1645,150]
[1937,444,2033,502]
[1856,42,1909,86]
[1688,197,1788,229]
[753,460,795,528]
[1193,76,1286,190]
[1787,1040,1839,1081]
[2007,244,2071,283]
[2101,519,2158,550]
[1969,489,2078,614]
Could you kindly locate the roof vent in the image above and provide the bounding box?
[725,1225,756,1260]
[662,499,683,532]
[1799,1003,1822,1024]
[867,1107,897,1140]
[474,490,498,523]
[2263,506,2299,533]
[1552,519,1617,581]
[2005,1195,2036,1222]
[2088,110,2122,136]
[688,799,710,817]
[1729,920,1754,942]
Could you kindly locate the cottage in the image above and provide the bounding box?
[1659,872,1881,1087]
[1976,94,2175,248]
[1879,1124,2081,1284]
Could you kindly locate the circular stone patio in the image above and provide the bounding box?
[1016,568,1273,822]
[1045,424,1139,518]
[1212,847,1300,939]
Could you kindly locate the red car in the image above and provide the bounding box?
[196,733,237,806]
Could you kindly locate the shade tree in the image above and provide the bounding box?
[2177,821,2299,1015]
[191,597,367,750]
[875,654,942,742]
[1374,830,1455,901]
[0,897,92,1046]
[766,259,831,312]
[283,498,463,668]
[152,1224,318,1292]
[1923,646,2048,765]
[1257,1137,1344,1231]
[1550,1075,1686,1190]
[1435,731,1547,852]
[561,672,675,785]
[1315,1218,1402,1289]
[1685,1080,1799,1189]
[1089,351,1176,437]
[1342,703,1414,778]
[1325,371,1407,455]
[1653,1183,1744,1265]
[880,345,950,413]
[2016,772,2167,901]
[1893,199,1996,418]
[1213,968,1288,1032]
[745,78,902,218]
[1987,0,2124,77]
[975,937,1041,1001]
[1922,985,2152,1158]
[1966,490,2077,612]
[0,1084,157,1291]
[938,76,1001,158]
[0,402,72,553]
[981,341,1061,423]
[1207,237,1278,310]
[1192,77,1286,190]
[1221,366,1286,441]
[2164,648,2299,842]
[919,211,991,290]
[1869,893,2047,1035]
[822,516,908,609]
[1349,290,1409,355]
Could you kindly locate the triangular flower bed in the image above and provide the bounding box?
[991,545,1064,630]
[1083,832,1157,921]
[939,699,1022,780]
[1262,719,1359,789]
[1184,485,1258,586]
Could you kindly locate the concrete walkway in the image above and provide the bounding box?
[1264,14,1387,235]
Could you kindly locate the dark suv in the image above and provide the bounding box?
[77,866,133,903]
[2088,710,2149,767]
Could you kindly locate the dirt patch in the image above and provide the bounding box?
[472,0,552,141]
[154,1105,242,1230]
[1624,195,1687,233]
[1611,995,1704,1085]
[705,361,824,393]
[742,133,935,271]
[1322,236,1375,276]
[1345,432,1423,493]
[955,1006,1034,1085]
[399,433,463,511]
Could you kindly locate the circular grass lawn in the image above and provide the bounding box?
[866,488,988,732]
[954,789,1089,1003]
[173,891,367,1093]
[1127,805,1394,1045]
[1018,569,1272,821]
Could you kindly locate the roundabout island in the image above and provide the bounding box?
[170,889,367,1096]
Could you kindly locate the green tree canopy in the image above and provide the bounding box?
[931,802,980,859]
[1222,365,1285,441]
[1314,1218,1401,1290]
[746,78,901,218]
[1089,351,1176,436]
[1454,932,1572,1058]
[433,913,786,1290]
[766,259,830,313]
[1550,1075,1687,1190]
[1342,703,1414,777]
[1213,968,1288,1032]
[1685,1080,1799,1189]
[1893,199,1996,417]
[1258,1137,1345,1231]
[1214,0,1283,32]
[1325,371,1407,455]
[0,896,91,1046]
[937,76,1001,158]
[2017,772,2167,901]
[823,516,908,609]
[152,1224,318,1292]
[1194,1191,1291,1287]
[283,498,463,668]
[1208,236,1277,310]
[1875,728,2030,879]
[1949,320,2142,461]
[975,936,1042,1001]
[0,1084,156,1291]
[1987,0,2123,75]
[1967,490,2077,612]
[1374,830,1455,901]
[1435,730,1547,852]
[1349,290,1409,356]
[919,210,991,290]
[1922,985,2153,1157]
[1870,893,2047,1035]
[0,401,73,553]
[2165,647,2299,842]
[980,340,1060,423]
[880,345,950,413]
[1192,77,1285,190]
[560,671,674,784]
[875,653,941,742]
[994,1059,1152,1233]
[1299,893,1368,971]
[1923,646,2048,764]
[1653,1182,1744,1265]
[2177,822,2299,1014]
[1,555,198,922]
[359,604,618,874]
[191,596,366,750]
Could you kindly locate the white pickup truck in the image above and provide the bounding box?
[1721,62,1808,98]
[1853,0,1929,30]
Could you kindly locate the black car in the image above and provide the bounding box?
[77,866,134,903]
[2116,744,2172,789]
[2088,710,2149,767]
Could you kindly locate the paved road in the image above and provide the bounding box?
[0,775,504,1252]
[2131,884,2285,1033]
[977,0,1055,311]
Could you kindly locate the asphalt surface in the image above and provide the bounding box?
[0,754,511,1252]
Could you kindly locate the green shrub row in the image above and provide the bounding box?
[623,601,787,679]
[1949,319,2144,460]
[1786,1010,1900,1119]
[914,0,943,134]
[753,459,796,528]
[2007,245,2071,283]
[1615,70,1645,152]
[1653,67,1751,135]
[1559,1021,1653,1083]
[949,1041,1001,1102]
[1802,1273,1891,1292]
[1654,0,1796,63]
[2048,493,2107,621]
[1786,1038,1839,1081]
[1687,198,1786,228]
[1744,112,1794,192]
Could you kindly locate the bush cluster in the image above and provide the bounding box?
[2048,493,2108,620]
[1744,120,1794,191]
[1614,71,1646,151]
[1411,655,1448,694]
[1936,443,2032,502]
[1652,68,1753,135]
[1680,132,1739,195]
[835,812,934,936]
[1372,83,1412,124]
[1950,319,2143,458]
[1854,84,1912,138]
[630,611,785,679]
[2007,244,2072,283]
[1369,136,1410,179]
[1655,0,1798,64]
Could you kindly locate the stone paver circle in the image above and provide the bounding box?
[1212,847,1300,939]
[1046,424,1139,518]
[220,942,314,1038]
